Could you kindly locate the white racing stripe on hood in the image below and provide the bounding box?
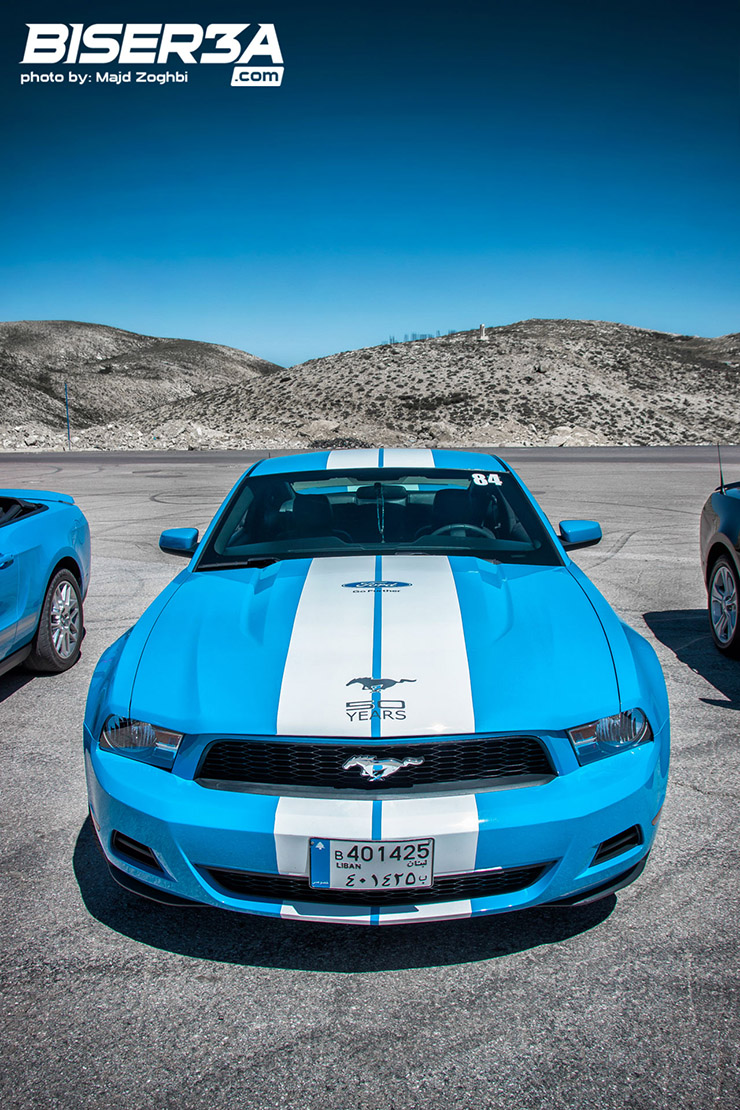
[326,449,379,469]
[378,556,475,737]
[276,556,376,737]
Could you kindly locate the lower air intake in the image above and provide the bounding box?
[204,864,548,906]
[111,830,164,873]
[592,825,642,865]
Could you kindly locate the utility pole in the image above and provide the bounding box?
[64,382,71,449]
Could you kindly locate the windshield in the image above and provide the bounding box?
[196,468,561,568]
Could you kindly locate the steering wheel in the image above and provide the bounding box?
[429,524,496,538]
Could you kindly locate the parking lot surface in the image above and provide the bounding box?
[1,447,738,1110]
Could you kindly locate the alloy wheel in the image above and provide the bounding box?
[50,579,81,659]
[710,564,738,645]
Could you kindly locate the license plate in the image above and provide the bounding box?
[309,837,434,892]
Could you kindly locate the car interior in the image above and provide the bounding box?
[221,475,532,550]
[0,497,44,528]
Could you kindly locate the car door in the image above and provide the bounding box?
[0,502,22,660]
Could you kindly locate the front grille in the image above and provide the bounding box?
[592,825,642,865]
[198,735,553,790]
[204,864,548,905]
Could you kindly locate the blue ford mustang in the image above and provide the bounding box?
[85,449,669,925]
[0,489,90,677]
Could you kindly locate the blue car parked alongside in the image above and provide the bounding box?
[85,449,669,925]
[0,489,90,676]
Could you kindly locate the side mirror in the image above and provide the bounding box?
[559,519,602,551]
[159,527,199,558]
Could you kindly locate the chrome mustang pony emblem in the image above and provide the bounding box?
[342,755,424,781]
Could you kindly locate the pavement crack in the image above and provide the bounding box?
[670,778,739,800]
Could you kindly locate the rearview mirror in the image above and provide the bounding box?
[159,527,199,558]
[558,519,602,551]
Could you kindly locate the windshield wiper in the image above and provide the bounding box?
[197,556,282,570]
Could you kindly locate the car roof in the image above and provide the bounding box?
[250,448,507,477]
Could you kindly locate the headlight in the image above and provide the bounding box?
[568,709,652,765]
[99,716,183,770]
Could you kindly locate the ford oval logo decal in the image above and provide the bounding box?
[342,580,411,591]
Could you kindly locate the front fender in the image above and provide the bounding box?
[567,564,669,732]
[84,630,133,749]
[702,532,740,587]
[618,620,670,776]
[701,491,740,583]
[84,573,189,747]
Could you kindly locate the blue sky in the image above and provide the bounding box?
[1,1,738,366]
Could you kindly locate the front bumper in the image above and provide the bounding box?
[85,723,668,926]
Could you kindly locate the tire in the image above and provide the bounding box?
[708,555,740,658]
[26,569,83,673]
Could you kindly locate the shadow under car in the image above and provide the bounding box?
[643,609,740,710]
[73,817,616,972]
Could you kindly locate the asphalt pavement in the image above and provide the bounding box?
[1,447,738,1110]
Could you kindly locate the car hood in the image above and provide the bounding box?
[129,555,620,739]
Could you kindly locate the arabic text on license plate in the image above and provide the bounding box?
[309,838,434,891]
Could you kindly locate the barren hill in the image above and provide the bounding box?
[1,318,738,450]
[0,319,282,441]
[133,318,740,449]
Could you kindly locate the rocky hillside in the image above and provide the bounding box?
[0,320,283,447]
[1,318,738,450]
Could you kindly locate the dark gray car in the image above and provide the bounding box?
[700,479,740,656]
